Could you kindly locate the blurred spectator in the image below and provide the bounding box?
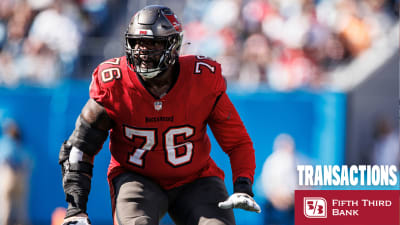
[260,133,309,225]
[334,0,371,57]
[305,31,350,73]
[0,0,34,86]
[267,47,321,91]
[183,0,398,90]
[0,118,32,225]
[242,0,273,34]
[3,1,33,57]
[28,0,82,77]
[359,0,397,41]
[371,117,400,167]
[0,0,398,89]
[17,37,61,85]
[202,0,240,30]
[237,33,270,88]
[0,0,113,86]
[0,0,16,49]
[74,0,109,33]
[0,52,19,86]
[261,0,312,50]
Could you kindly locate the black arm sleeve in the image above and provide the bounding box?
[59,116,109,218]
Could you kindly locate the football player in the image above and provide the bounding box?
[59,5,260,225]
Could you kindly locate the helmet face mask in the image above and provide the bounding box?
[125,5,183,79]
[129,38,168,78]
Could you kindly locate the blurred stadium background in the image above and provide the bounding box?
[0,0,398,224]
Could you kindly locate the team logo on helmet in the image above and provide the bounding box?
[134,29,154,35]
[165,14,182,32]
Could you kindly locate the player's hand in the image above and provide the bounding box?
[62,213,91,225]
[218,193,261,213]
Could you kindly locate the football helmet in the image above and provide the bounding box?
[125,5,183,78]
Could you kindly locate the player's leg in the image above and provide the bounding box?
[0,164,14,225]
[168,176,236,225]
[112,172,168,225]
[14,170,29,225]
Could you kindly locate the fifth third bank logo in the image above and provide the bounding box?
[304,197,327,218]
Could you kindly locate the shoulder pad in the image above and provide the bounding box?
[193,55,220,75]
[97,57,124,84]
[179,55,221,76]
[89,57,130,109]
[180,55,226,93]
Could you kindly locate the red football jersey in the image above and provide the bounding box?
[89,55,255,190]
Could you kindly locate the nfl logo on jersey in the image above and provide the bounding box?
[154,101,163,111]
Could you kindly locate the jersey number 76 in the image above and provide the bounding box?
[124,125,195,168]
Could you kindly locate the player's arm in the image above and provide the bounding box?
[208,92,261,213]
[59,99,113,224]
